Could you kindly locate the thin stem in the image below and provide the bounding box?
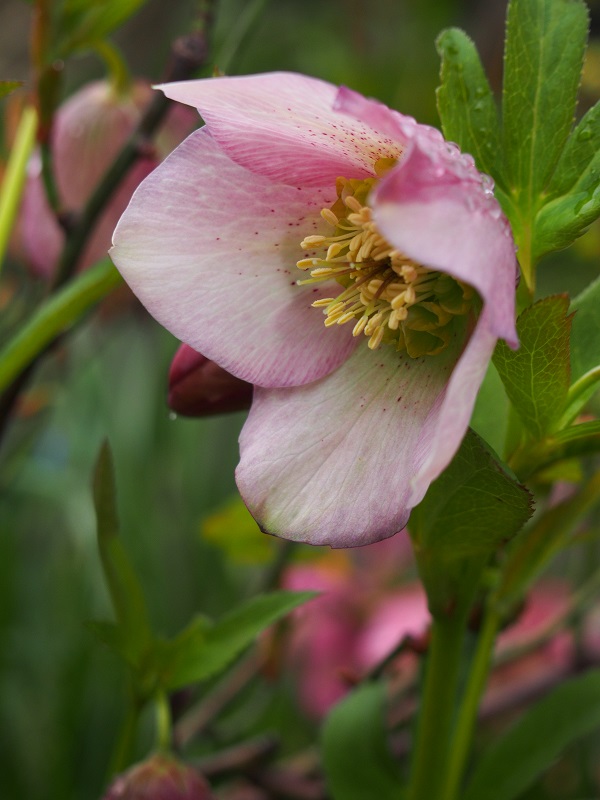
[109,697,142,776]
[40,135,61,219]
[155,690,173,752]
[0,258,122,394]
[0,105,38,274]
[560,366,600,427]
[407,611,468,800]
[442,607,500,800]
[93,41,132,97]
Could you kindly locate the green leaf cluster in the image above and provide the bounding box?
[437,0,597,283]
[90,444,313,704]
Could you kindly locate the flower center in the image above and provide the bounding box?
[296,173,474,358]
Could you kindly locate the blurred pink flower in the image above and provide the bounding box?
[281,537,429,718]
[103,753,214,799]
[112,72,517,547]
[20,80,196,277]
[168,344,253,416]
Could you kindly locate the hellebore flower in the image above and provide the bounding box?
[111,72,517,547]
[20,80,196,278]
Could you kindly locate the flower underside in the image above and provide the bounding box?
[297,166,474,358]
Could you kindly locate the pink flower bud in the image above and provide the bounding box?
[20,80,196,278]
[103,753,214,800]
[168,344,253,417]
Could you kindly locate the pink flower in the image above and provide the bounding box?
[111,72,517,547]
[20,80,196,278]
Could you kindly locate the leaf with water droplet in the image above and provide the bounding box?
[436,28,505,188]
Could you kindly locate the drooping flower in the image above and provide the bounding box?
[19,80,196,278]
[111,72,517,547]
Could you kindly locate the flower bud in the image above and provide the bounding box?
[103,753,214,800]
[20,80,196,278]
[168,344,253,417]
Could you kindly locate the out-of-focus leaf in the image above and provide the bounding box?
[463,670,600,800]
[201,495,275,564]
[0,81,22,100]
[436,28,505,188]
[494,296,572,439]
[159,591,315,690]
[321,683,404,800]
[497,471,600,608]
[410,429,533,615]
[47,0,147,59]
[92,442,152,666]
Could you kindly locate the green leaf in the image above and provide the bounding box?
[201,495,276,564]
[321,683,404,800]
[159,591,314,690]
[470,362,509,455]
[435,28,504,186]
[92,442,152,666]
[497,471,600,609]
[502,0,589,204]
[0,80,22,100]
[571,275,600,381]
[546,99,600,199]
[463,670,600,800]
[532,150,600,261]
[410,429,533,615]
[53,0,147,58]
[493,296,572,439]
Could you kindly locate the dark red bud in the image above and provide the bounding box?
[168,344,253,417]
[102,753,214,800]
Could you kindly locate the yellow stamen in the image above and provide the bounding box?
[296,174,474,356]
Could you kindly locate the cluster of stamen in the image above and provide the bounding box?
[296,176,474,358]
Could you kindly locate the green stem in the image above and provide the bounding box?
[407,611,468,800]
[155,691,172,752]
[560,366,600,427]
[0,258,122,393]
[442,607,500,800]
[110,697,142,776]
[0,105,37,274]
[94,40,132,98]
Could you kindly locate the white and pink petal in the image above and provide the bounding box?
[236,337,463,548]
[111,128,357,388]
[158,73,403,187]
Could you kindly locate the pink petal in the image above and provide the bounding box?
[407,307,499,506]
[158,73,402,187]
[168,344,253,417]
[236,338,462,548]
[111,128,358,388]
[335,85,518,346]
